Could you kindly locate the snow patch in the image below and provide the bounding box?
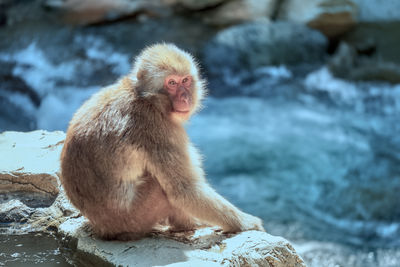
[304,67,358,101]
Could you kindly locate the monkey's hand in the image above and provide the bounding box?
[241,213,265,232]
[223,212,265,233]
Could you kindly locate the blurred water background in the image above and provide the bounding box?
[1,0,400,266]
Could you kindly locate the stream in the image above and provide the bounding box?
[0,29,399,266]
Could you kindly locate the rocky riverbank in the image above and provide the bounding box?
[1,1,400,266]
[0,130,306,266]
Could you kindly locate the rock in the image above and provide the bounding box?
[330,20,400,82]
[0,130,65,207]
[0,60,39,132]
[201,0,276,26]
[329,42,400,83]
[0,97,37,132]
[171,0,226,10]
[0,60,41,106]
[0,3,219,131]
[0,130,306,266]
[277,0,358,38]
[203,21,327,95]
[167,0,276,26]
[0,189,78,234]
[0,130,79,233]
[43,0,168,25]
[0,199,34,224]
[342,22,400,65]
[59,219,306,267]
[0,0,11,26]
[204,21,327,70]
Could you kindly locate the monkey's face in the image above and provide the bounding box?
[164,74,193,121]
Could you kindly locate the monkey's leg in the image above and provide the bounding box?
[184,184,264,232]
[149,145,265,233]
[101,231,148,241]
[168,209,199,232]
[155,173,264,232]
[91,175,172,240]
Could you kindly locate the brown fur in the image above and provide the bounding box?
[60,43,264,240]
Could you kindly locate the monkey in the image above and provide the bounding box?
[60,43,265,240]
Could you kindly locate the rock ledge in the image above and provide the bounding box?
[0,130,306,267]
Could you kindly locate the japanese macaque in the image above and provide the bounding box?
[60,43,264,240]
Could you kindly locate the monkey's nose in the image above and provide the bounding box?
[174,88,191,112]
[180,92,189,103]
[178,88,189,103]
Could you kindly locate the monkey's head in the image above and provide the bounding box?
[131,43,206,123]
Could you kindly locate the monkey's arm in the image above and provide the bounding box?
[148,144,264,232]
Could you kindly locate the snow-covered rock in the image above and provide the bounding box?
[201,0,276,26]
[0,130,306,266]
[204,21,327,71]
[277,0,358,38]
[0,130,64,204]
[59,218,306,267]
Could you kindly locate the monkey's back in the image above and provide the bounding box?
[60,80,172,238]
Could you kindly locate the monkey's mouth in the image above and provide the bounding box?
[171,109,191,120]
[172,100,191,114]
[173,110,190,115]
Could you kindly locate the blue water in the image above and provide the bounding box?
[188,66,400,266]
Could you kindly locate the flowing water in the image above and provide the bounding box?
[1,38,400,266]
[187,67,400,266]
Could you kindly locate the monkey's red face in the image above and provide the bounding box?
[164,75,193,120]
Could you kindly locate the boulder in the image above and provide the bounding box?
[203,21,327,95]
[201,0,276,26]
[0,199,34,224]
[0,130,65,207]
[329,42,400,84]
[0,131,306,266]
[341,21,400,65]
[170,0,226,10]
[0,131,77,234]
[277,0,358,38]
[204,21,327,71]
[59,218,306,266]
[0,60,40,132]
[43,0,168,25]
[0,61,41,107]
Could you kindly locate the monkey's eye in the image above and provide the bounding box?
[182,77,188,83]
[168,80,177,86]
